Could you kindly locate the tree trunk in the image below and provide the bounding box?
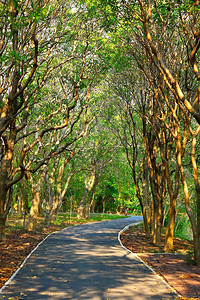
[157,129,180,251]
[164,199,176,251]
[131,165,151,237]
[102,197,105,214]
[84,203,90,219]
[193,234,200,266]
[44,154,75,225]
[89,189,96,213]
[27,178,41,231]
[0,214,6,241]
[0,121,17,240]
[77,169,96,219]
[163,168,179,251]
[149,170,163,246]
[0,180,8,240]
[147,137,164,246]
[164,165,179,251]
[19,179,29,226]
[191,131,200,265]
[0,179,14,241]
[77,188,89,219]
[176,128,200,265]
[44,167,54,227]
[141,159,152,237]
[142,116,164,243]
[50,173,74,222]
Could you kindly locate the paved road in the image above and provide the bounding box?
[0,216,178,299]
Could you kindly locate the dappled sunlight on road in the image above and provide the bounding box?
[0,216,177,299]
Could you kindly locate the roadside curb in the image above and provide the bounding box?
[118,222,182,299]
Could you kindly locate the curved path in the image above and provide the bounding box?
[0,216,178,299]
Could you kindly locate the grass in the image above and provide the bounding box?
[75,213,129,222]
[6,212,129,234]
[48,212,129,231]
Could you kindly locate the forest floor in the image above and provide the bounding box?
[0,217,199,299]
[120,224,200,300]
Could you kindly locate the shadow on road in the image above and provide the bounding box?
[0,217,178,300]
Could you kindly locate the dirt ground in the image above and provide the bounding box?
[0,224,200,299]
[0,229,47,288]
[120,225,200,300]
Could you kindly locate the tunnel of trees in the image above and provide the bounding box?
[0,0,200,265]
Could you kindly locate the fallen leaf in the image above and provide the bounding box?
[178,274,191,279]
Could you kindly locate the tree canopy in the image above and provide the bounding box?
[0,0,200,265]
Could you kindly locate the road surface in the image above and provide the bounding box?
[0,216,178,299]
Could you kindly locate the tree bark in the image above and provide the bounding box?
[43,166,54,227]
[141,158,152,236]
[176,125,200,265]
[0,121,17,240]
[164,163,180,251]
[27,177,41,231]
[131,164,151,238]
[145,132,164,245]
[50,172,74,222]
[77,188,90,219]
[0,173,8,239]
[190,129,200,265]
[77,169,96,219]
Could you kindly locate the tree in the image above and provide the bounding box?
[101,66,152,237]
[76,115,118,219]
[0,0,107,239]
[133,0,200,263]
[112,0,200,262]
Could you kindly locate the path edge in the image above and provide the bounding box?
[0,217,131,293]
[118,222,182,299]
[0,231,59,293]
